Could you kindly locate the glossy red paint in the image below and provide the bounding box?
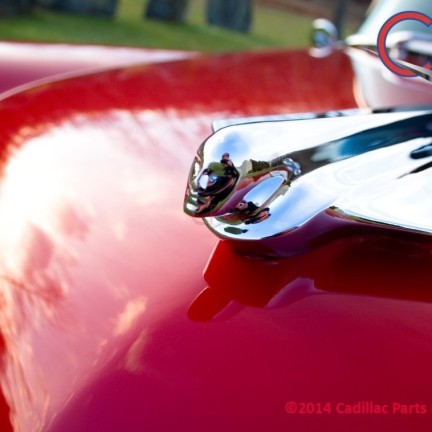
[0,48,431,432]
[0,42,195,96]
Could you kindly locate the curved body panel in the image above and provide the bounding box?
[0,41,195,96]
[0,47,431,432]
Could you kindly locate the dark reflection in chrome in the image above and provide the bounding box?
[402,161,432,176]
[410,141,432,159]
[184,106,432,257]
[185,143,301,224]
[192,152,239,215]
[231,200,271,225]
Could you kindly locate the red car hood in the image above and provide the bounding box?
[0,49,430,432]
[0,41,196,96]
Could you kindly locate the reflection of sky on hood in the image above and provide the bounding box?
[0,109,216,431]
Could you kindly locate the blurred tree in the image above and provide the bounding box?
[36,0,117,17]
[207,0,252,33]
[334,0,349,39]
[145,0,188,22]
[0,0,35,15]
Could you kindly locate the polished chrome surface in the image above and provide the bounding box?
[184,108,432,255]
[347,31,432,83]
[347,31,432,56]
[311,18,339,49]
[212,108,364,131]
[381,52,432,82]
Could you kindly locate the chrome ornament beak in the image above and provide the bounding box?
[184,107,432,257]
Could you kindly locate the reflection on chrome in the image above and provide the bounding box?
[185,136,302,222]
[184,106,432,257]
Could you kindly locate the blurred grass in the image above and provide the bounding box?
[0,0,313,51]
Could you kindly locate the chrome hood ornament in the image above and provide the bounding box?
[184,107,432,257]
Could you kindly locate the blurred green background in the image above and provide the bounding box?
[0,0,367,52]
[0,0,370,52]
